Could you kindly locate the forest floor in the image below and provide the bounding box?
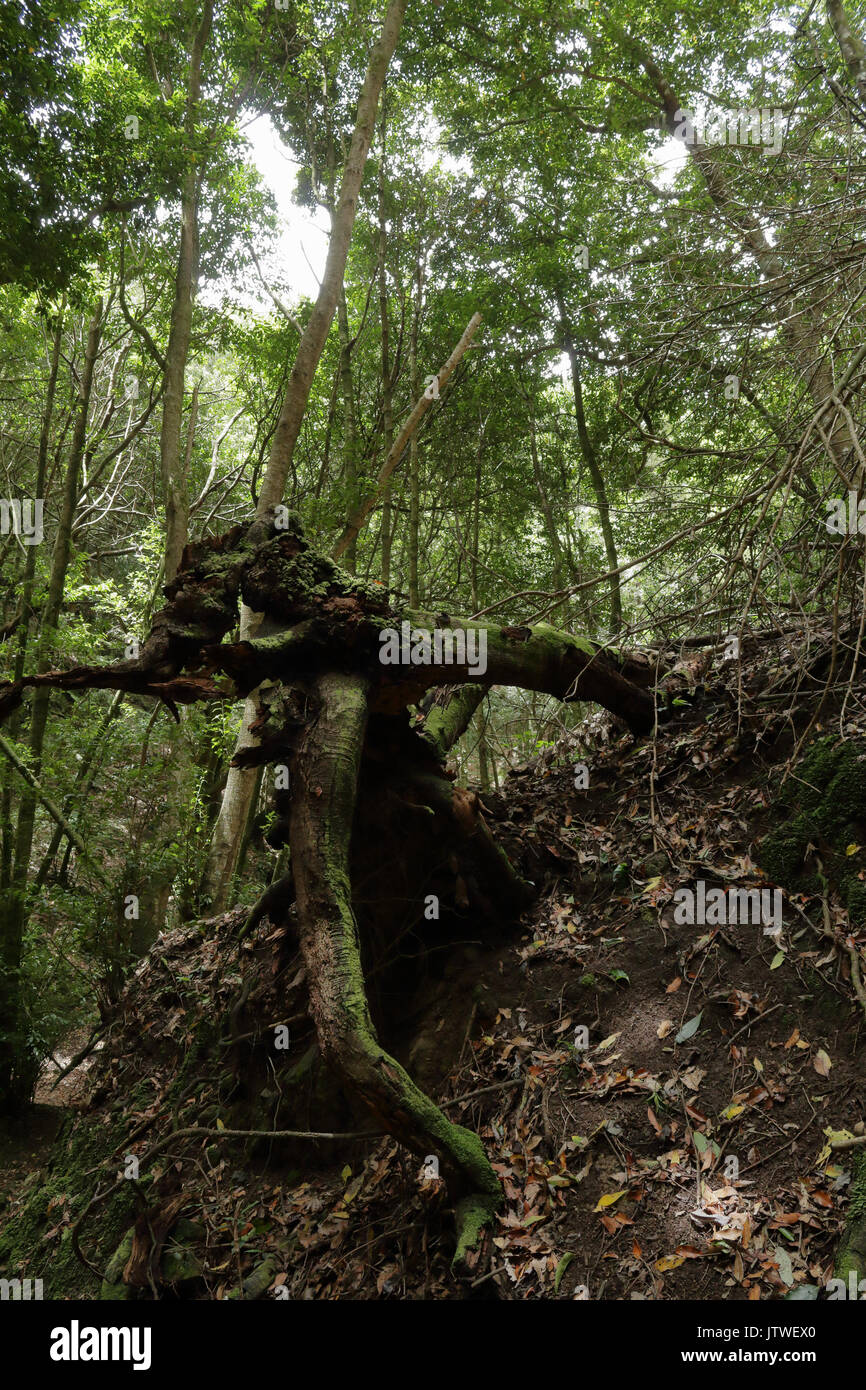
[1,630,865,1300]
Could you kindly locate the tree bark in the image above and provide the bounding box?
[289,671,502,1256]
[827,0,866,107]
[377,127,395,588]
[558,308,622,636]
[256,0,408,515]
[332,310,482,560]
[0,513,656,1247]
[159,0,213,585]
[408,254,423,606]
[630,30,858,479]
[204,0,408,910]
[0,296,102,1113]
[336,288,359,575]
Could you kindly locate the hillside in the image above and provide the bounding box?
[3,624,864,1302]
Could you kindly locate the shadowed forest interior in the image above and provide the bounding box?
[1,0,866,1308]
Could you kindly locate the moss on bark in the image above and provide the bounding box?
[759,736,866,923]
[835,1152,866,1285]
[289,671,503,1256]
[0,1113,135,1300]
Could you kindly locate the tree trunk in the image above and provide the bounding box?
[630,31,859,479]
[256,0,407,514]
[0,296,102,1113]
[0,512,656,1245]
[408,255,423,607]
[377,130,394,589]
[336,288,359,574]
[204,0,408,910]
[159,0,213,585]
[560,322,622,636]
[288,670,502,1257]
[0,301,64,890]
[827,0,866,107]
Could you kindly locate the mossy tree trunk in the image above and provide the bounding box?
[289,671,502,1251]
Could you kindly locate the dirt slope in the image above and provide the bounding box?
[1,628,865,1300]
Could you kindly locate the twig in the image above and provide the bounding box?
[0,732,108,884]
[72,1122,382,1281]
[727,1002,783,1047]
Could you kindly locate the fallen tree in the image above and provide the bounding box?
[0,512,656,1259]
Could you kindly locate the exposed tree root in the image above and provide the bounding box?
[289,671,502,1259]
[0,513,663,1260]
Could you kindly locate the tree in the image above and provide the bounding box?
[0,508,653,1245]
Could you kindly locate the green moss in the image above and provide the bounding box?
[836,1153,866,1284]
[225,1255,277,1300]
[103,1227,134,1284]
[848,1153,866,1219]
[0,1114,135,1300]
[453,1192,499,1267]
[760,821,808,883]
[161,1221,204,1289]
[532,622,596,657]
[100,1228,135,1299]
[759,736,866,926]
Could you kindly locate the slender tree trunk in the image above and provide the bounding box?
[255,0,408,515]
[159,0,213,584]
[827,0,866,106]
[408,255,423,607]
[34,690,123,887]
[332,311,482,560]
[377,132,394,588]
[0,301,64,890]
[528,406,566,593]
[336,288,359,574]
[204,0,408,909]
[0,297,102,1113]
[469,432,494,788]
[631,32,858,478]
[143,4,213,949]
[560,322,622,635]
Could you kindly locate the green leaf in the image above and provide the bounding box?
[675,1012,703,1044]
[553,1253,574,1293]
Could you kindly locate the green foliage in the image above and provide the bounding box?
[2,0,866,1107]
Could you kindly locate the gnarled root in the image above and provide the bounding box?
[289,671,501,1261]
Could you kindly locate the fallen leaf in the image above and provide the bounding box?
[655,1254,685,1271]
[813,1048,832,1077]
[554,1253,573,1292]
[594,1191,627,1212]
[675,1012,703,1044]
